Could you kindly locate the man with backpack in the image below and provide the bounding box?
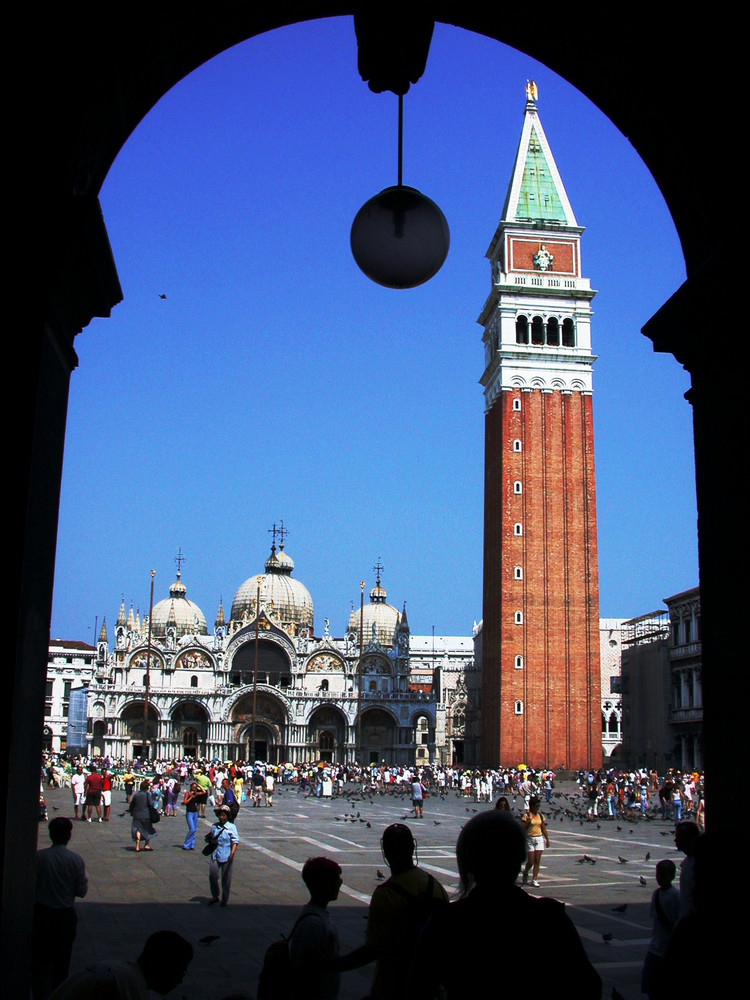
[335,823,448,999]
[258,856,343,1000]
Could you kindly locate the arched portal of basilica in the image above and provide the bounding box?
[231,691,288,763]
[118,702,160,760]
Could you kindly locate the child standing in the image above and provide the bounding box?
[641,859,680,998]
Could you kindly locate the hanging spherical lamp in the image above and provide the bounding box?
[351,95,449,289]
[351,184,449,289]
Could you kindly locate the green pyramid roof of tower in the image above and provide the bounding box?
[515,124,568,223]
[497,94,578,231]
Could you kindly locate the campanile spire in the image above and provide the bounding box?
[479,85,602,770]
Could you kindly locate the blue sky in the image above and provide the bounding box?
[50,17,696,643]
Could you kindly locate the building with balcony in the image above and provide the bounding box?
[600,619,627,760]
[44,639,97,753]
[665,586,702,770]
[408,630,479,766]
[616,589,703,772]
[619,610,673,770]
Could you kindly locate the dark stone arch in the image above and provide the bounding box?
[516,314,529,345]
[230,637,293,687]
[308,704,348,762]
[8,10,740,991]
[170,700,210,723]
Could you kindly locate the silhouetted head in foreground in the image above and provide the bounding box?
[48,817,73,845]
[139,931,193,995]
[456,811,526,897]
[675,821,700,856]
[381,823,416,871]
[655,858,677,888]
[301,856,343,906]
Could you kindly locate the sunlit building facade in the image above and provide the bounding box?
[85,541,439,765]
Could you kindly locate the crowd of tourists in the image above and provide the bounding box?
[40,751,705,827]
[576,767,705,827]
[34,750,712,1000]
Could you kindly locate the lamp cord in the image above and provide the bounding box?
[398,93,403,188]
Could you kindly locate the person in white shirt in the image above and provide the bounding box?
[32,818,88,999]
[264,771,275,807]
[70,767,86,821]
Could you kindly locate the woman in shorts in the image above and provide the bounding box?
[521,796,549,887]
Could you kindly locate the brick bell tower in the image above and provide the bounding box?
[478,83,602,770]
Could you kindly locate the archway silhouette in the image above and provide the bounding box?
[9,7,738,990]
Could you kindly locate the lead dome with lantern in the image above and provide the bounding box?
[347,568,402,646]
[150,571,208,638]
[230,541,314,630]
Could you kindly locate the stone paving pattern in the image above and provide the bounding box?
[36,779,683,999]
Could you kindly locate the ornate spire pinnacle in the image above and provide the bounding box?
[499,86,577,228]
[268,520,289,552]
[266,521,294,575]
[277,519,288,550]
[268,521,278,552]
[370,558,387,603]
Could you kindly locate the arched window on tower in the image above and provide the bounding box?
[514,700,524,715]
[512,398,522,411]
[514,523,523,536]
[531,315,545,345]
[546,316,560,346]
[514,654,524,669]
[190,675,198,688]
[562,318,575,347]
[516,315,529,345]
[513,439,522,452]
[513,481,522,494]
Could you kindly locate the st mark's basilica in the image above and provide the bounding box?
[85,535,476,767]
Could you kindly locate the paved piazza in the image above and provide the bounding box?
[38,779,680,999]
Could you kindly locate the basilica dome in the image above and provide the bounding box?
[348,575,401,647]
[150,573,208,638]
[231,543,314,629]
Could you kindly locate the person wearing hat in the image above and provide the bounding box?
[207,805,239,906]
